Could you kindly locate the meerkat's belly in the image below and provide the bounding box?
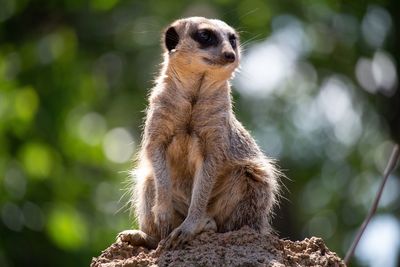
[166,133,203,203]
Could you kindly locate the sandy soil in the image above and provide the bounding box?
[91,226,345,267]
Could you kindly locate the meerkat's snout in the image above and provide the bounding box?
[223,51,236,63]
[221,31,238,64]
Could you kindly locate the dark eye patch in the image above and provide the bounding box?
[191,29,219,48]
[229,34,237,49]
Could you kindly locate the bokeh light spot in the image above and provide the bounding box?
[1,202,24,232]
[102,128,134,163]
[14,86,39,122]
[371,51,397,96]
[356,57,377,93]
[93,181,121,214]
[361,6,392,48]
[306,210,337,239]
[20,143,53,179]
[235,15,308,98]
[78,112,107,146]
[47,206,88,250]
[4,167,26,199]
[356,215,400,267]
[317,77,362,146]
[23,202,44,231]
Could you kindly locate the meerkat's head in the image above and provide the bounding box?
[163,17,240,77]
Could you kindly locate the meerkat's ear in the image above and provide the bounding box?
[164,26,179,52]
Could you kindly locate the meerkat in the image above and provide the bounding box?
[118,16,280,249]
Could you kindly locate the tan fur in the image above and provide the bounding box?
[117,17,280,249]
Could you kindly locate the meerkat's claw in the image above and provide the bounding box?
[117,230,143,244]
[154,214,172,239]
[160,226,169,240]
[162,225,193,250]
[153,206,173,239]
[162,217,216,250]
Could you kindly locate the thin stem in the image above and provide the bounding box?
[344,144,400,264]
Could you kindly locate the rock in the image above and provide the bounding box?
[91,227,346,267]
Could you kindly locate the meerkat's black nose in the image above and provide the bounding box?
[223,52,236,63]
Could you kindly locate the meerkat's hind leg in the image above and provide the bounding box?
[219,173,276,234]
[117,230,158,249]
[117,171,160,249]
[135,174,160,238]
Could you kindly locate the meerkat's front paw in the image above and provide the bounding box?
[117,230,145,244]
[161,223,194,250]
[161,216,216,250]
[117,230,158,249]
[152,204,173,239]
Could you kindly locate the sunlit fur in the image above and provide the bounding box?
[118,17,281,249]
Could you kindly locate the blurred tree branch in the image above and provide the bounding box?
[344,144,400,264]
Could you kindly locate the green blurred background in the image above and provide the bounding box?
[0,0,399,266]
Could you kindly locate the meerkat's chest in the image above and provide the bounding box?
[154,94,226,173]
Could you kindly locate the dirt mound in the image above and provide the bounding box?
[91,226,345,267]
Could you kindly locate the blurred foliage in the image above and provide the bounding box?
[0,0,399,266]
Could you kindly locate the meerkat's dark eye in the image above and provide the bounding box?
[199,30,211,41]
[229,34,237,49]
[192,29,219,48]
